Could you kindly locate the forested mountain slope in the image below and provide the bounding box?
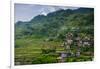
[15,8,94,39]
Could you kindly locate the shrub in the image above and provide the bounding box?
[32,55,57,64]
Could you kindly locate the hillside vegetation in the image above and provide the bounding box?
[15,8,94,65]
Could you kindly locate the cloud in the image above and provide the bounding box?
[38,6,57,15]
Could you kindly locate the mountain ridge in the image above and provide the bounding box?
[15,8,94,39]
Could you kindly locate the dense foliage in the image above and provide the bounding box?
[15,8,94,39]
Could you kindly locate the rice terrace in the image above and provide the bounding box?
[15,4,94,65]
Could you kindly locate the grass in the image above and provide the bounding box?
[15,37,93,65]
[15,37,62,65]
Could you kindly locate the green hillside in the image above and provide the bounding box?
[15,8,94,65]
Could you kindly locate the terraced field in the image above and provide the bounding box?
[15,37,93,65]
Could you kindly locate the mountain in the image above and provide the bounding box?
[15,8,94,39]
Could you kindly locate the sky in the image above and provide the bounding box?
[15,4,79,23]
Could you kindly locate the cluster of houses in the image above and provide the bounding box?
[58,32,93,62]
[41,32,93,62]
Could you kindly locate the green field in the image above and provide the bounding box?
[15,37,93,65]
